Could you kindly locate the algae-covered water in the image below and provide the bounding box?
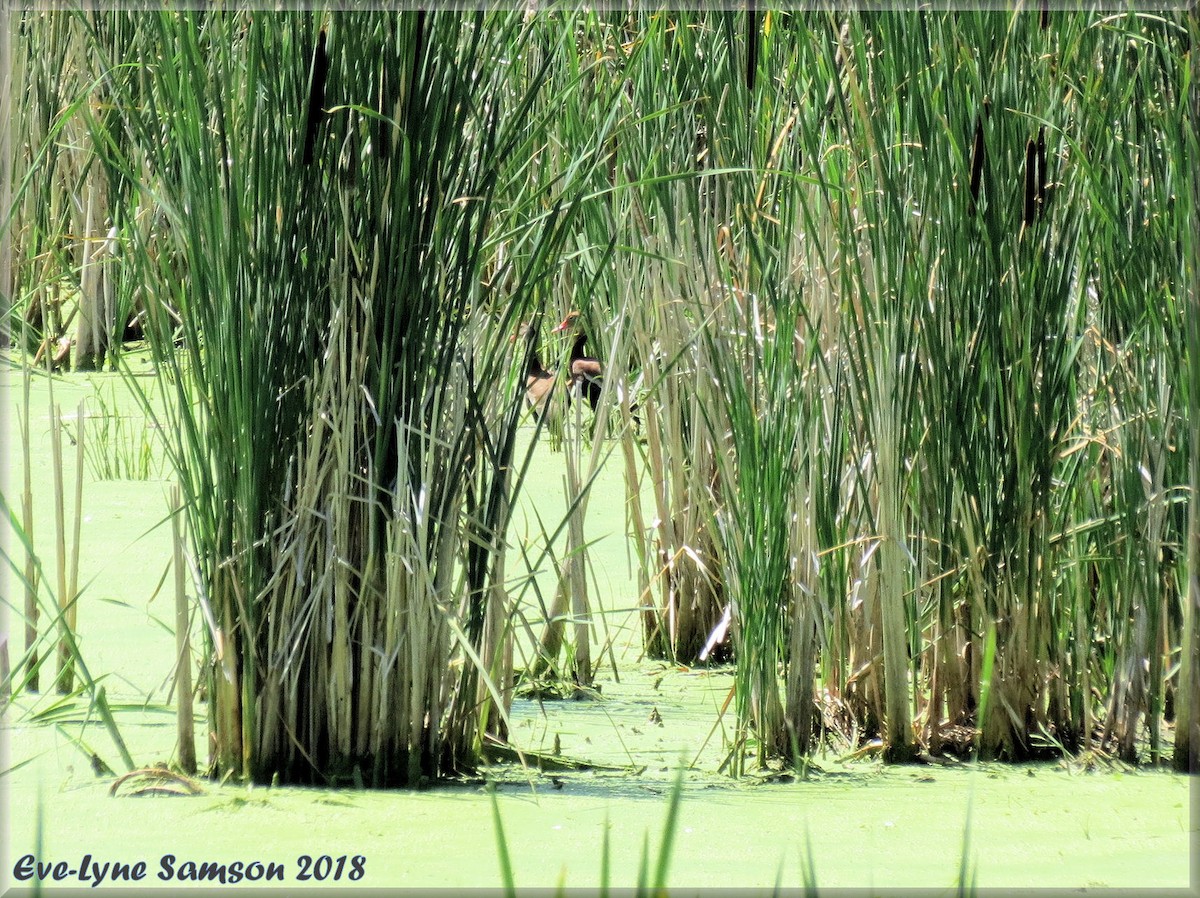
[2,357,1193,892]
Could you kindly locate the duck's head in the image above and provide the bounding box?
[551,312,582,334]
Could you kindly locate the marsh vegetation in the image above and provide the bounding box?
[3,9,1198,859]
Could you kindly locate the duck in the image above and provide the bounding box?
[511,323,556,418]
[551,312,603,411]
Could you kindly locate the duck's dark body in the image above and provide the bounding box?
[553,313,603,412]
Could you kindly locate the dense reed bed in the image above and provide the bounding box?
[4,7,1197,782]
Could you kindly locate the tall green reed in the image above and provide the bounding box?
[62,9,619,784]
